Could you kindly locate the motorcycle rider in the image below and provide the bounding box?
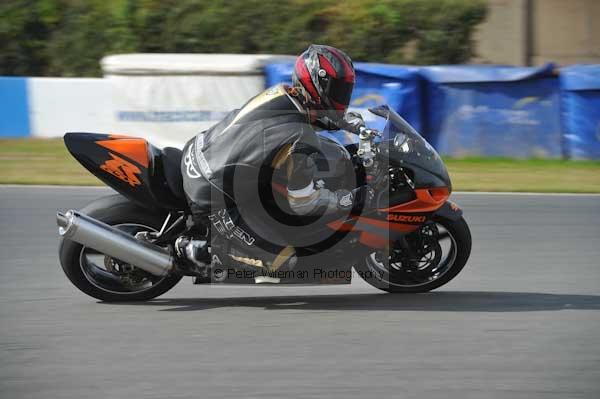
[180,44,373,272]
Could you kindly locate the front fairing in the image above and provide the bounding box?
[375,106,451,190]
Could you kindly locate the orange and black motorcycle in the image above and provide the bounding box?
[57,105,471,301]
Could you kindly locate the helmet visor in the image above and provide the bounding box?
[327,79,354,111]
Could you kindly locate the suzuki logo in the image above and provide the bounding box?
[100,153,142,187]
[387,214,426,223]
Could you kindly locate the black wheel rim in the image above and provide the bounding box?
[365,222,458,288]
[79,223,169,294]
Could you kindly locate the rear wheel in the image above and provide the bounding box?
[59,195,183,301]
[355,216,471,293]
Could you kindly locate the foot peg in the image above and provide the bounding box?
[175,237,210,268]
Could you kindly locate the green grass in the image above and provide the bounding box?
[444,157,600,193]
[1,138,599,192]
[0,138,103,185]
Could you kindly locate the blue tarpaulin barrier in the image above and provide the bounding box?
[420,64,562,158]
[264,62,423,143]
[0,77,30,137]
[560,65,600,159]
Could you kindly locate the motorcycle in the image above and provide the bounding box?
[57,105,471,301]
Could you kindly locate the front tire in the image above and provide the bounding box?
[59,195,183,302]
[355,216,471,293]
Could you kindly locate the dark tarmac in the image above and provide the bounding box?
[1,186,599,399]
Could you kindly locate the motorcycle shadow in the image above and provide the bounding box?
[105,290,600,313]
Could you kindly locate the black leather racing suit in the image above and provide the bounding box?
[182,85,352,271]
[182,84,347,221]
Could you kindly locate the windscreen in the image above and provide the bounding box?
[376,106,451,189]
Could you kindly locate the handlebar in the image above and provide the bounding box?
[324,116,382,170]
[341,123,381,169]
[334,119,381,138]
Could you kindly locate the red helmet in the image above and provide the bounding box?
[292,44,355,118]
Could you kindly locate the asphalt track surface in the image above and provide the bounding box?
[1,186,599,399]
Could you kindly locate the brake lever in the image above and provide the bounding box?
[338,123,381,138]
[358,126,381,139]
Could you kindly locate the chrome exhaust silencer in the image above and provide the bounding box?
[57,210,174,276]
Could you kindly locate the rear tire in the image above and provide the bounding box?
[59,195,183,302]
[355,216,471,293]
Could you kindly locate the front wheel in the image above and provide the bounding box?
[59,195,183,302]
[355,216,471,293]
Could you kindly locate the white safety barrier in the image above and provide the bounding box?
[102,53,293,148]
[19,53,293,148]
[105,74,260,147]
[28,78,116,138]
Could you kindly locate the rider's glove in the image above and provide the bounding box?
[344,111,366,131]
